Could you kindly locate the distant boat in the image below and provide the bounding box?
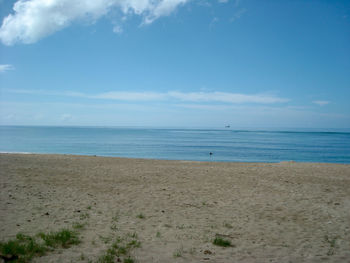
[225,125,230,128]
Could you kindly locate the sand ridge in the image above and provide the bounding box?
[0,153,350,262]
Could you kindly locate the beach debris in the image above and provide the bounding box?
[204,250,212,255]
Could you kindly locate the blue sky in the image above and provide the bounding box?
[0,0,349,129]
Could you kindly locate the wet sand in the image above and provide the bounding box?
[0,153,349,262]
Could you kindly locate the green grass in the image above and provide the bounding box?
[124,257,134,263]
[325,235,338,256]
[223,222,233,229]
[0,229,80,262]
[173,247,183,258]
[79,212,90,220]
[97,235,140,263]
[213,237,232,247]
[136,213,145,219]
[38,229,80,248]
[72,222,86,230]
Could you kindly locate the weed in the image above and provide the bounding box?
[223,222,233,229]
[173,246,183,258]
[127,240,141,248]
[156,232,161,238]
[99,235,112,244]
[73,222,86,230]
[97,235,140,263]
[80,212,90,220]
[110,224,118,231]
[112,213,119,222]
[38,229,80,248]
[0,229,80,262]
[128,232,138,239]
[325,235,338,256]
[213,237,232,247]
[87,206,92,210]
[124,257,134,263]
[136,213,145,219]
[80,253,86,260]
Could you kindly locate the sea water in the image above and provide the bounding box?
[0,126,349,163]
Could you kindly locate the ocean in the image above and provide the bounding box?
[0,126,349,163]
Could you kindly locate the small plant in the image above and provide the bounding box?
[325,235,338,256]
[213,237,232,247]
[97,235,140,263]
[173,246,183,258]
[73,222,86,230]
[38,229,80,248]
[127,232,138,239]
[136,213,145,219]
[124,257,134,263]
[99,235,112,244]
[112,214,119,222]
[80,212,90,220]
[0,229,80,262]
[0,234,46,262]
[110,224,118,231]
[87,206,92,210]
[127,240,141,248]
[223,222,233,229]
[156,231,161,238]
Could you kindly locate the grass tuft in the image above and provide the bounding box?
[97,234,140,263]
[38,229,80,248]
[0,229,80,262]
[213,237,232,247]
[136,213,145,219]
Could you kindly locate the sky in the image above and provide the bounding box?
[0,0,349,129]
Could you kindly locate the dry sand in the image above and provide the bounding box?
[0,153,350,262]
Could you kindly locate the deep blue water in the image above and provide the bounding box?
[0,126,350,163]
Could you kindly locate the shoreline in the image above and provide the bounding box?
[1,153,350,262]
[1,152,349,165]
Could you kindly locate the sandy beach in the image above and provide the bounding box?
[0,153,349,262]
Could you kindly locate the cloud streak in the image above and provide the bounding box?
[0,64,14,72]
[0,0,189,45]
[5,89,289,104]
[313,100,330,106]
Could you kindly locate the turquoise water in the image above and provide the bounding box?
[0,126,349,163]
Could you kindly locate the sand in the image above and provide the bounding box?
[0,153,350,262]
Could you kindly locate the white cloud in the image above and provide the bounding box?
[60,113,73,121]
[94,91,167,101]
[0,64,14,72]
[0,0,190,45]
[218,0,228,3]
[112,25,123,34]
[230,8,246,22]
[313,100,330,106]
[167,91,288,104]
[5,88,289,104]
